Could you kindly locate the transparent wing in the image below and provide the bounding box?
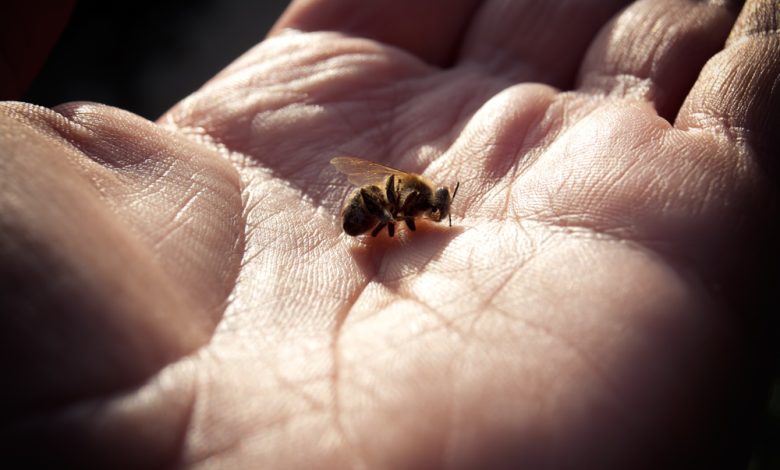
[330,156,409,187]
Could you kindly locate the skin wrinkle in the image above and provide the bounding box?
[361,85,405,161]
[336,318,458,464]
[446,88,560,219]
[430,315,500,468]
[333,248,397,361]
[384,232,463,284]
[15,109,144,209]
[243,39,424,104]
[520,108,688,230]
[335,285,396,330]
[733,26,780,41]
[218,32,432,92]
[434,259,641,468]
[181,359,247,468]
[518,93,604,165]
[500,162,522,219]
[360,224,530,357]
[462,233,530,318]
[122,365,198,468]
[391,68,503,160]
[531,207,674,260]
[497,239,716,438]
[1,106,123,206]
[267,358,328,414]
[519,209,697,311]
[5,104,89,156]
[347,312,453,362]
[326,100,392,157]
[183,359,289,470]
[440,72,494,144]
[274,53,393,96]
[488,301,631,426]
[583,72,655,101]
[163,376,198,469]
[329,323,365,470]
[403,288,471,343]
[188,352,340,468]
[227,163,357,329]
[727,0,779,44]
[153,196,206,252]
[60,111,169,170]
[679,108,751,145]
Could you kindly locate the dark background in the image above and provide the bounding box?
[24,0,290,119]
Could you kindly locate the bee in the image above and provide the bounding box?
[331,156,460,237]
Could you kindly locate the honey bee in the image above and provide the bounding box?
[331,156,460,237]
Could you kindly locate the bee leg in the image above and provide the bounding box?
[371,222,386,237]
[385,174,397,206]
[387,222,395,237]
[399,190,416,213]
[405,217,416,231]
[361,187,384,212]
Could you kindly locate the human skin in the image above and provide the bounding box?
[1,0,778,468]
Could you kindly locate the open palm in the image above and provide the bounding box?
[2,0,778,468]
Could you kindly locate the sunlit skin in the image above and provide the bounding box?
[1,0,778,468]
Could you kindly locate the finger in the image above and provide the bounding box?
[0,0,75,98]
[271,0,484,66]
[578,0,738,121]
[457,0,630,87]
[0,102,240,417]
[677,0,780,175]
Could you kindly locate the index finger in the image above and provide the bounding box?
[270,0,484,66]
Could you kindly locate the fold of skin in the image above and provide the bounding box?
[1,0,777,468]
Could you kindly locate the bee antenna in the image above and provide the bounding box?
[449,181,459,227]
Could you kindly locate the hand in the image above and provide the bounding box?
[2,0,777,467]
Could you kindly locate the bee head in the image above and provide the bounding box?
[430,182,460,226]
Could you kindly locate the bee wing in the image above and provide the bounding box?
[330,156,409,187]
